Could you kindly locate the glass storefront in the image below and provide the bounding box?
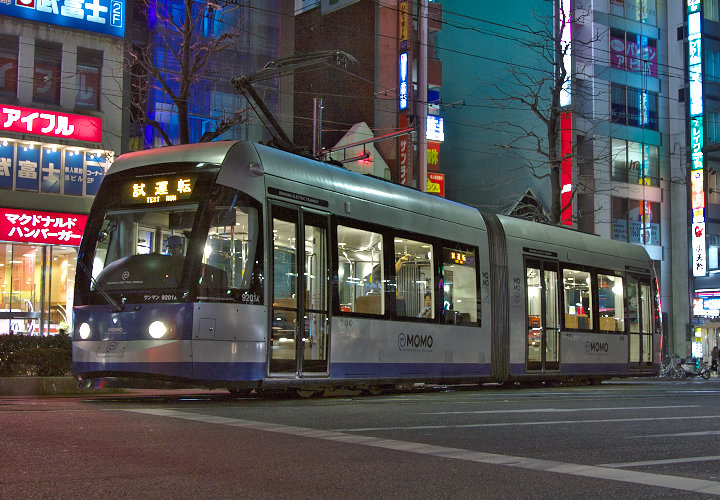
[0,242,77,335]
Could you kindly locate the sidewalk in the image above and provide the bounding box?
[0,376,117,396]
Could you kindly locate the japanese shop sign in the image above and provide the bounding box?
[0,208,87,245]
[1,0,125,37]
[427,141,440,172]
[687,0,706,277]
[1,106,102,143]
[426,172,445,197]
[0,141,108,195]
[610,33,657,77]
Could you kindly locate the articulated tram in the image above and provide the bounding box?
[72,141,661,394]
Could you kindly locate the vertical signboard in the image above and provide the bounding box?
[560,111,573,226]
[688,0,706,277]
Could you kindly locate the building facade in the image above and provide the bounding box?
[0,2,124,335]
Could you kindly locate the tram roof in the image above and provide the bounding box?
[109,141,485,230]
[497,214,652,266]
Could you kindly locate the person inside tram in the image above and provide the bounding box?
[167,235,184,256]
[418,292,432,318]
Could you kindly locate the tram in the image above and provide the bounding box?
[72,141,661,393]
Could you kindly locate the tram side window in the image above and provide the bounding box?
[597,274,624,332]
[563,268,593,330]
[441,247,478,324]
[201,201,262,300]
[337,225,384,315]
[394,237,434,319]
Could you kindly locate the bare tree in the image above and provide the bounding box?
[127,0,245,146]
[489,2,602,225]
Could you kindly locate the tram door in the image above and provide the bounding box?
[526,259,560,371]
[628,275,653,367]
[269,204,330,376]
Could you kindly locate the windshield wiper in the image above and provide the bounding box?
[77,258,125,313]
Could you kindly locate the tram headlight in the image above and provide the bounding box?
[78,322,91,340]
[148,320,168,339]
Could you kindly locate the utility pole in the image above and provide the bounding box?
[418,0,428,192]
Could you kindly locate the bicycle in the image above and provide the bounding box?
[659,355,684,379]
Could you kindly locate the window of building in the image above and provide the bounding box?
[707,51,720,83]
[709,112,720,143]
[76,48,102,110]
[611,84,658,130]
[563,268,593,330]
[441,246,478,324]
[597,273,624,332]
[33,41,62,105]
[610,29,657,76]
[0,35,19,99]
[610,0,657,24]
[705,0,719,22]
[611,139,659,186]
[611,197,661,245]
[337,225,384,315]
[393,237,434,319]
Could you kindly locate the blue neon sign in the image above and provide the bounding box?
[1,0,125,37]
[399,52,408,111]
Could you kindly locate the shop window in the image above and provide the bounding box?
[0,243,76,335]
[563,268,593,330]
[611,197,660,245]
[598,273,624,332]
[337,225,384,315]
[76,48,102,110]
[441,246,478,324]
[393,237,433,319]
[706,0,719,22]
[0,35,19,99]
[611,139,659,186]
[33,41,62,105]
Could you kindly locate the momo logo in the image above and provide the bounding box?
[398,332,434,352]
[585,341,609,353]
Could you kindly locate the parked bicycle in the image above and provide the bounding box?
[659,355,684,379]
[659,355,711,380]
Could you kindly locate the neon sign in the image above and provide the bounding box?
[688,0,706,276]
[1,105,102,143]
[1,0,125,37]
[0,208,87,245]
[399,52,408,110]
[426,115,444,142]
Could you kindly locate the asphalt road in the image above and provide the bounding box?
[1,378,720,499]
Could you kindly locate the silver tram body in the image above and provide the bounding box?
[72,141,660,392]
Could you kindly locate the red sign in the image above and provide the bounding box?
[427,172,445,197]
[0,105,102,142]
[427,141,440,172]
[560,111,573,226]
[0,208,87,246]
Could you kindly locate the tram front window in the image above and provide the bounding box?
[91,204,199,291]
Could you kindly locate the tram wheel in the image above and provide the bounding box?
[296,389,317,398]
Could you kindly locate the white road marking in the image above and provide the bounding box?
[334,414,720,432]
[422,405,698,415]
[124,408,720,496]
[600,456,720,468]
